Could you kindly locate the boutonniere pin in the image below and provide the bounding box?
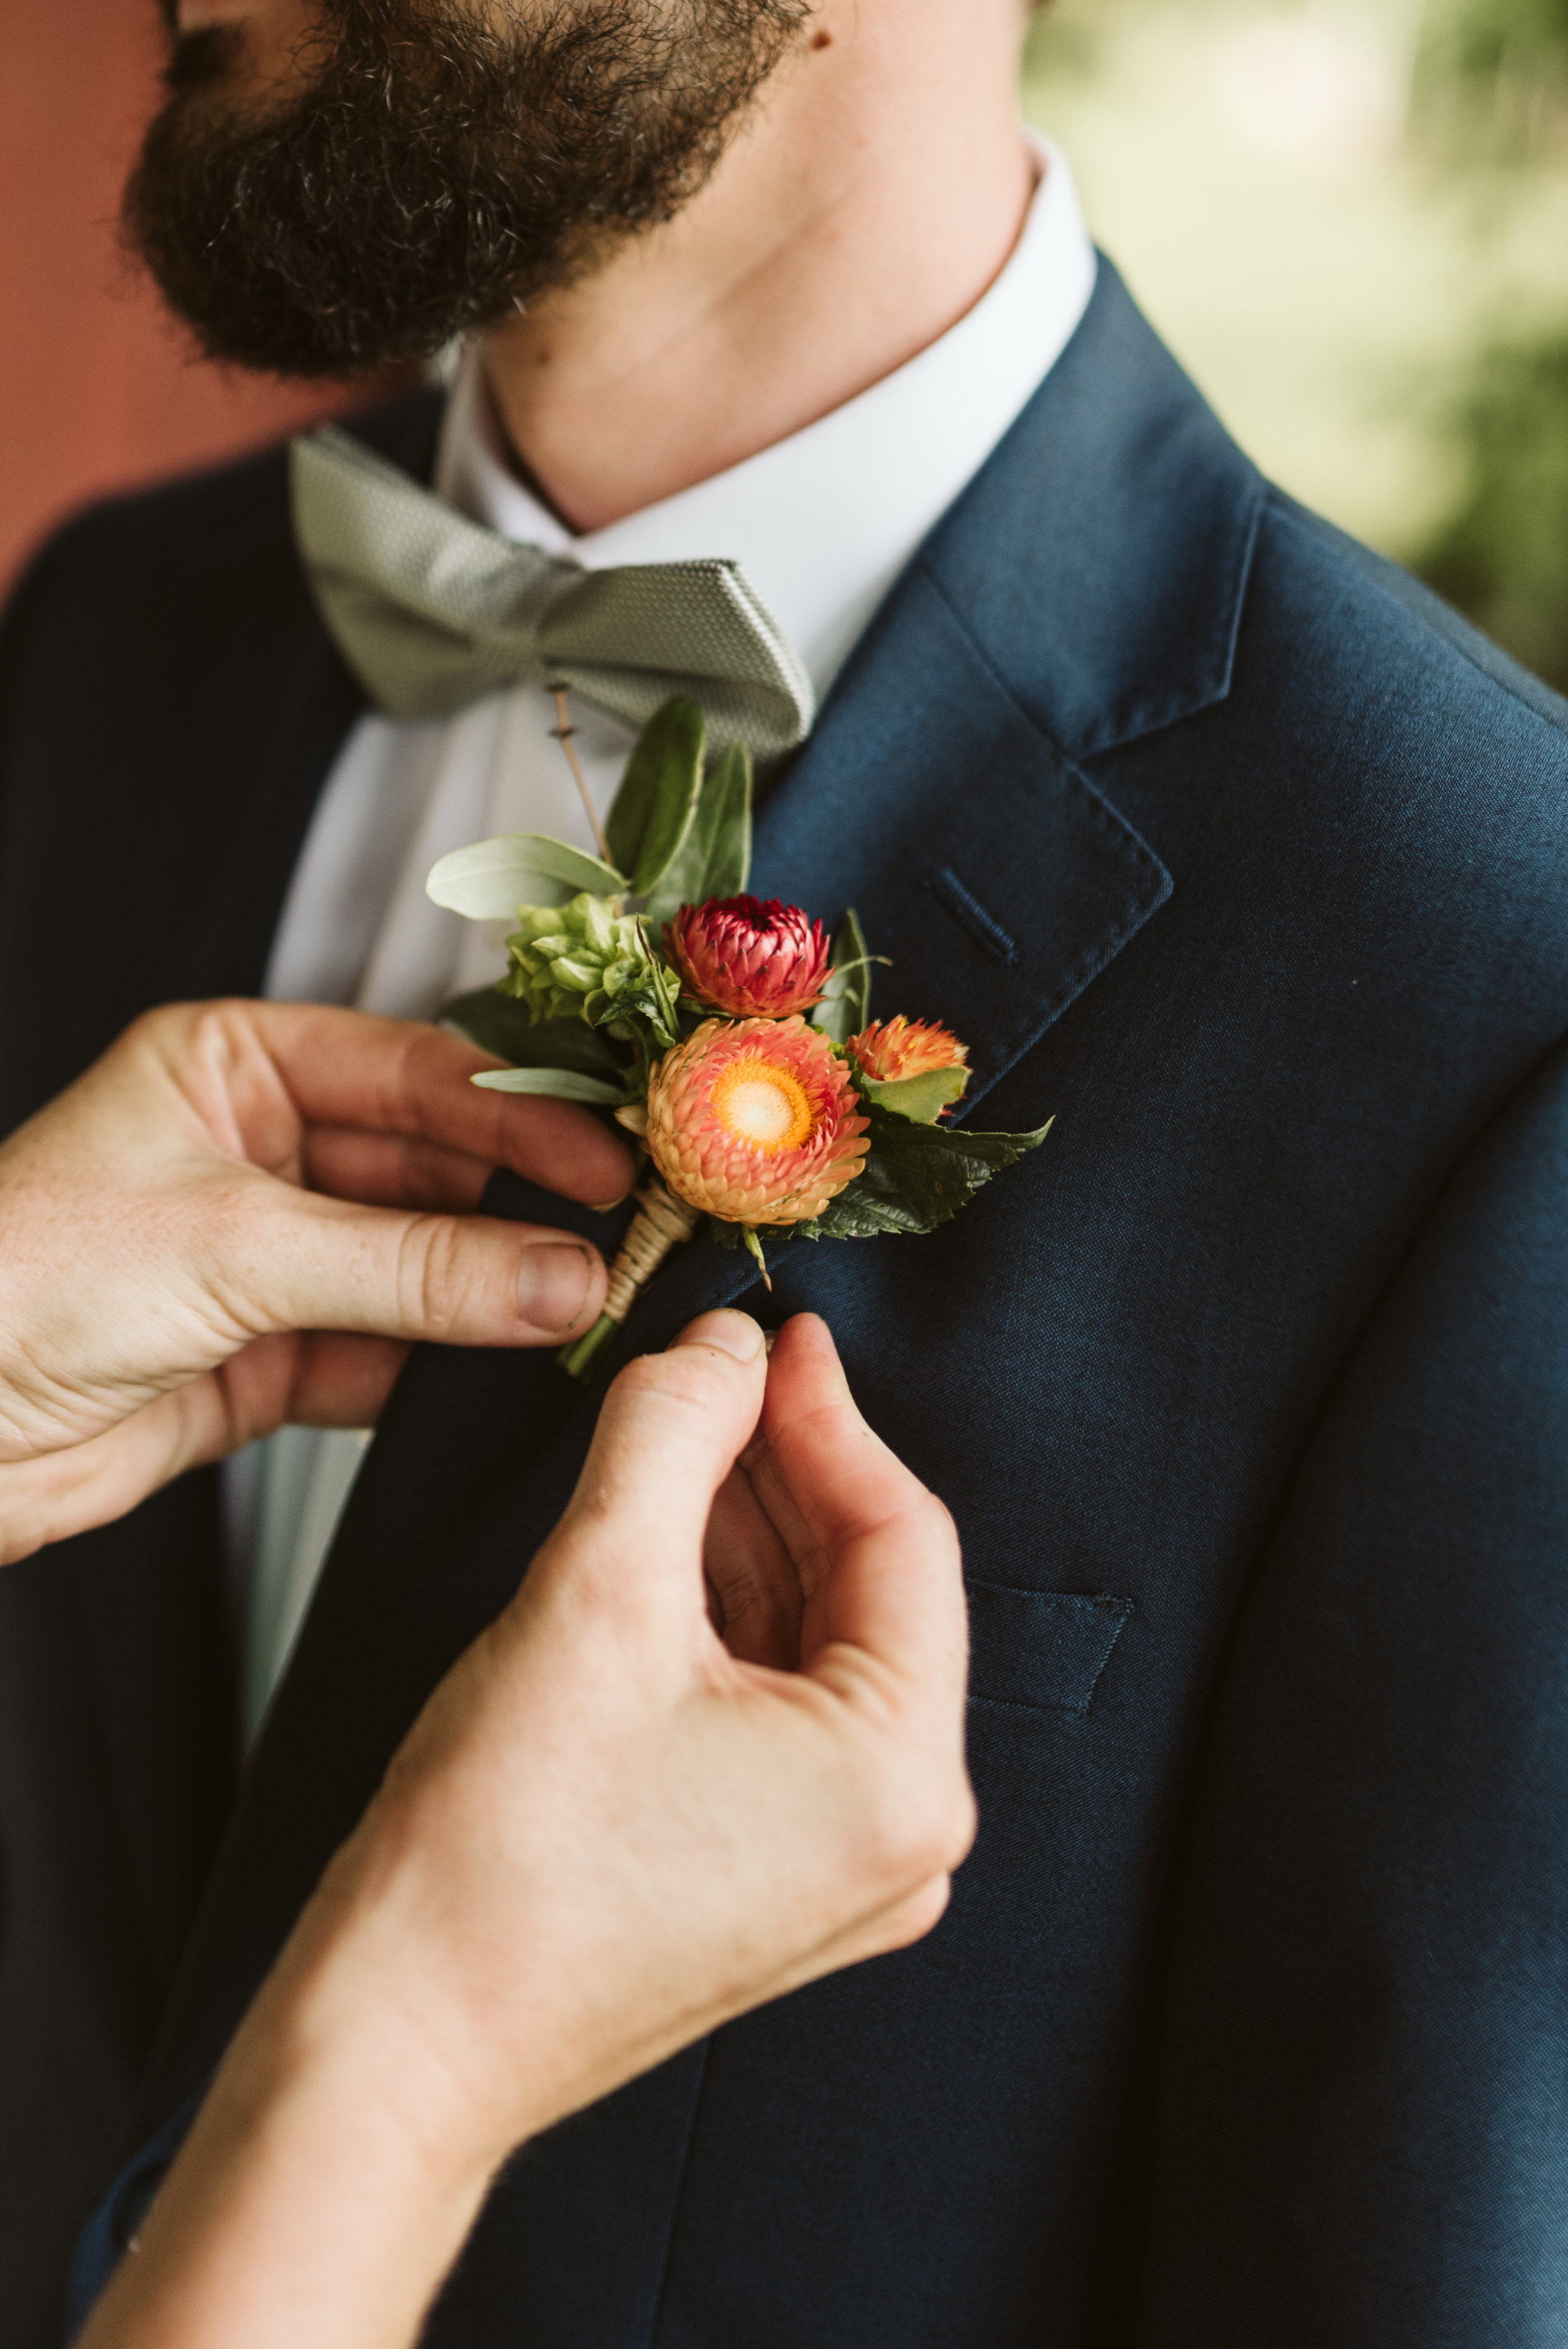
[427,696,1051,1380]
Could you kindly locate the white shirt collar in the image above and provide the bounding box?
[434,133,1095,703]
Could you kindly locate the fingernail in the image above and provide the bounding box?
[675,1309,765,1363]
[586,1194,631,1214]
[518,1243,595,1332]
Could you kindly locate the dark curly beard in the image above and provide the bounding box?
[122,0,812,380]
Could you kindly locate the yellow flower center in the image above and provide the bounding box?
[710,1054,815,1154]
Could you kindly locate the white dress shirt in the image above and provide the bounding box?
[234,132,1096,1743]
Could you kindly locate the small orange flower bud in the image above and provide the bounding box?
[846,1016,969,1085]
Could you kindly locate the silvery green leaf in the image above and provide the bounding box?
[606,698,706,897]
[426,833,625,919]
[470,1067,627,1104]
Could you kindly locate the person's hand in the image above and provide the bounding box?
[83,1311,973,2349]
[0,998,632,1564]
[330,1308,975,2142]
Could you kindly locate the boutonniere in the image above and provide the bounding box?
[427,696,1051,1380]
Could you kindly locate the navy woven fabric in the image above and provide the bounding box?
[5,261,1568,2348]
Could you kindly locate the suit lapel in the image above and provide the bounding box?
[0,389,443,1124]
[132,265,1262,2132]
[583,552,1179,1359]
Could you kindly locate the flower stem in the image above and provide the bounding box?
[547,681,613,867]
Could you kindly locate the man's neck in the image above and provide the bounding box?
[479,0,1034,534]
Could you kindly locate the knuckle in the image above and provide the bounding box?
[914,1486,961,1555]
[121,1003,172,1047]
[874,1874,955,1956]
[706,1561,777,1622]
[180,997,245,1049]
[856,1752,976,1890]
[611,1345,738,1420]
[941,1778,980,1870]
[397,1213,471,1336]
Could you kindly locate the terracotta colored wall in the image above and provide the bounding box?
[0,2,404,596]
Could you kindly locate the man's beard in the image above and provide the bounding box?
[123,0,812,380]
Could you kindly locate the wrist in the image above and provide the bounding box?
[269,1783,570,2180]
[263,1847,528,2194]
[78,1948,504,2349]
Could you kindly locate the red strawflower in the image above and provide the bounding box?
[666,895,833,1019]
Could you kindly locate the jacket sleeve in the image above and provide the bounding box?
[1138,1032,1568,2347]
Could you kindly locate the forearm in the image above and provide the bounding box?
[77,1887,515,2349]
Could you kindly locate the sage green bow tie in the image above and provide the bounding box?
[289,424,816,763]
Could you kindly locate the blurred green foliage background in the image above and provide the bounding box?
[1022,0,1568,689]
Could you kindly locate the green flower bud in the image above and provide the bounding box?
[501,893,668,1028]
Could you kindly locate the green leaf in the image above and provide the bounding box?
[795,1109,1054,1240]
[642,741,753,927]
[605,697,706,897]
[438,993,622,1076]
[586,948,683,1049]
[858,1065,971,1124]
[426,834,625,920]
[813,907,873,1046]
[469,1067,629,1105]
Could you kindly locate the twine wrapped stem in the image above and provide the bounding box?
[557,1176,703,1382]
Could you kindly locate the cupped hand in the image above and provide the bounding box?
[0,998,633,1564]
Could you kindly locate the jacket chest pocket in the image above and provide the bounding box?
[965,1583,1132,1715]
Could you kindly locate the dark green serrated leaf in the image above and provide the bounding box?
[643,740,753,928]
[605,697,705,896]
[794,1109,1053,1240]
[812,906,873,1046]
[438,992,622,1076]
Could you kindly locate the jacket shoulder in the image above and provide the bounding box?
[1254,486,1568,747]
[2,386,444,636]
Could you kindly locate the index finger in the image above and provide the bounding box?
[256,1002,635,1209]
[760,1315,967,1697]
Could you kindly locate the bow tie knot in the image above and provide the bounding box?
[290,424,815,764]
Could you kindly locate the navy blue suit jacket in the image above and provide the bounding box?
[5,263,1568,2347]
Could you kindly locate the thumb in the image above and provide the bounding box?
[239,1188,610,1345]
[545,1310,770,1626]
